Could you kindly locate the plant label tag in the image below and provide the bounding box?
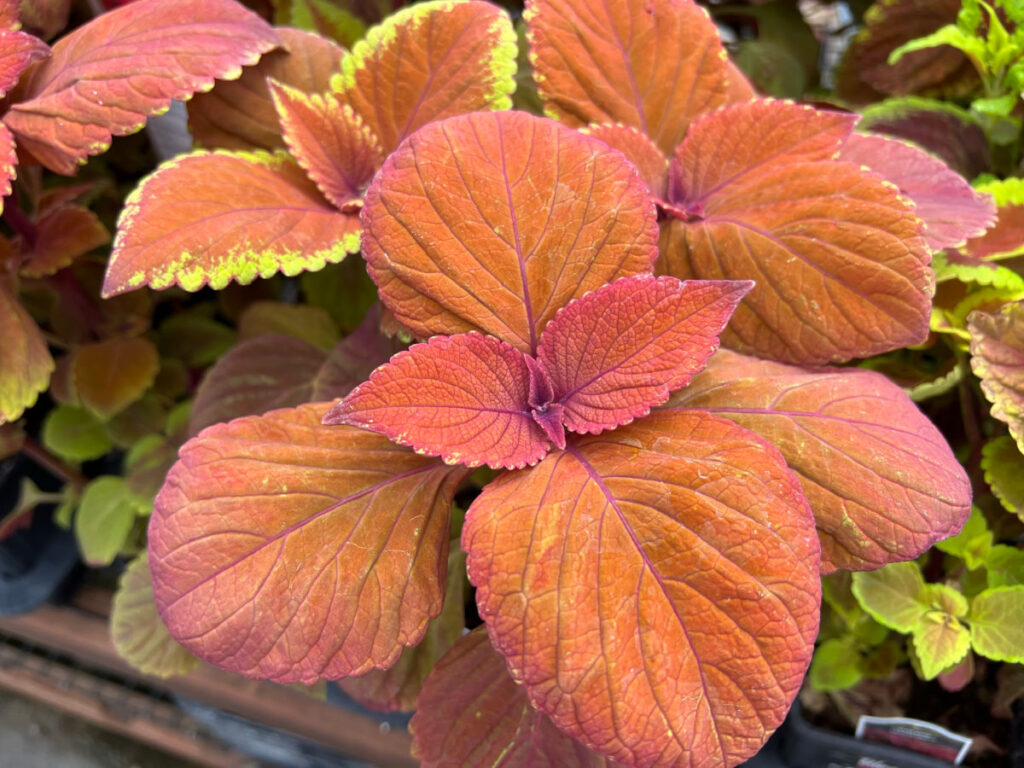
[855,715,973,765]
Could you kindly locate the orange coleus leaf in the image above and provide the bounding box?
[269,80,382,211]
[659,100,932,365]
[963,202,1024,261]
[539,275,752,435]
[969,301,1024,454]
[583,123,669,201]
[332,0,517,156]
[18,204,110,278]
[150,402,469,683]
[326,332,554,470]
[839,133,995,251]
[72,335,159,420]
[102,150,359,296]
[0,26,48,99]
[189,28,346,152]
[463,410,820,767]
[3,0,280,174]
[362,111,658,353]
[667,349,972,572]
[0,277,53,424]
[411,629,620,767]
[526,0,728,156]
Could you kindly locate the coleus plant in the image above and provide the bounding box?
[147,110,971,767]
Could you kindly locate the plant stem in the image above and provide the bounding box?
[21,436,86,493]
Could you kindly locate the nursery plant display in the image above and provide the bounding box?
[0,0,1022,766]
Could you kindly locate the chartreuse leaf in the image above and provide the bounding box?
[668,350,971,572]
[104,150,360,297]
[968,586,1024,663]
[969,300,1024,453]
[189,28,346,152]
[411,629,614,767]
[463,411,821,767]
[42,404,111,462]
[0,280,53,424]
[810,637,863,692]
[111,554,199,678]
[538,275,752,435]
[72,336,159,420]
[75,476,138,566]
[932,251,1024,293]
[936,507,992,569]
[851,562,926,633]
[332,0,517,156]
[660,101,932,365]
[983,436,1024,519]
[838,133,994,251]
[149,403,468,683]
[362,111,658,353]
[326,333,551,470]
[3,0,280,175]
[526,0,728,156]
[340,549,466,712]
[268,80,382,211]
[985,545,1024,588]
[913,611,971,680]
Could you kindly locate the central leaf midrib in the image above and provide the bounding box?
[496,119,537,352]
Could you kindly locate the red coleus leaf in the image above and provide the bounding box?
[969,301,1024,454]
[526,0,728,156]
[362,110,658,353]
[839,133,995,251]
[3,0,280,174]
[667,349,972,572]
[538,275,752,434]
[189,28,346,152]
[0,278,53,424]
[150,402,468,683]
[326,332,552,470]
[333,0,517,156]
[0,27,48,100]
[269,80,382,211]
[412,629,619,767]
[0,122,15,211]
[328,275,748,469]
[102,150,359,296]
[659,100,932,365]
[963,202,1024,261]
[463,410,821,767]
[18,204,110,278]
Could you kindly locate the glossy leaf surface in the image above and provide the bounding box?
[270,80,382,210]
[668,350,971,572]
[969,301,1024,454]
[150,403,467,683]
[0,280,52,424]
[526,0,728,155]
[72,336,159,420]
[333,0,517,156]
[189,27,345,152]
[839,133,995,251]
[104,151,360,297]
[112,553,199,678]
[660,100,932,364]
[362,111,658,352]
[464,411,820,767]
[538,275,751,435]
[326,333,552,470]
[4,0,280,174]
[412,629,617,767]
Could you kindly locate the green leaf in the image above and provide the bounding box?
[968,586,1024,662]
[888,25,985,66]
[983,436,1024,519]
[74,477,139,566]
[936,506,993,569]
[932,252,1024,293]
[810,637,863,692]
[851,561,926,632]
[973,94,1019,117]
[300,259,379,333]
[985,545,1024,588]
[156,313,236,368]
[238,301,340,351]
[288,0,366,48]
[975,176,1024,205]
[912,613,971,679]
[42,404,113,462]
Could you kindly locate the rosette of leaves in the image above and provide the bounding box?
[101,0,518,298]
[522,0,992,366]
[146,111,971,767]
[0,0,282,425]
